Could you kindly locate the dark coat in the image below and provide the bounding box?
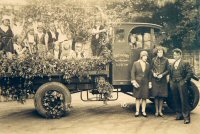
[47,31,59,49]
[131,60,150,99]
[151,57,169,98]
[169,60,193,81]
[169,59,193,118]
[0,26,14,53]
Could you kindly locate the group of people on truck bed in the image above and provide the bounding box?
[0,15,111,60]
[131,47,193,124]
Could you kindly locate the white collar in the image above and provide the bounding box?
[175,58,181,64]
[0,25,9,32]
[138,59,146,63]
[174,58,181,68]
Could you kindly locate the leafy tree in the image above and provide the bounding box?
[13,0,111,41]
[106,0,199,49]
[2,0,199,49]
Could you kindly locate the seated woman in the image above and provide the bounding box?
[99,44,111,58]
[54,41,60,59]
[74,36,88,59]
[13,35,28,59]
[128,33,136,49]
[24,27,37,54]
[57,30,74,60]
[60,40,76,60]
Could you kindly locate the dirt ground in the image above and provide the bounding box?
[0,81,200,134]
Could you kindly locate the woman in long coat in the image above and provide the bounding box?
[0,16,14,54]
[131,51,152,117]
[151,47,169,117]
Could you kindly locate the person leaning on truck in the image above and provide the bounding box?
[131,51,152,117]
[169,48,193,124]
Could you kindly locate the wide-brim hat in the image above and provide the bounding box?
[2,15,11,21]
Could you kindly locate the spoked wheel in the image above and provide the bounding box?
[34,82,71,118]
[166,81,199,111]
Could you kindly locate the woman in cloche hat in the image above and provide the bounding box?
[131,51,152,117]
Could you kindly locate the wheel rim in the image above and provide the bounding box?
[42,90,65,118]
[167,82,199,111]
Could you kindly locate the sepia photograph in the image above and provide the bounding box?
[0,0,200,134]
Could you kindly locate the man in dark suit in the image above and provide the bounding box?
[169,48,193,124]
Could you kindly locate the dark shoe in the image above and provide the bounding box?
[142,112,147,117]
[184,119,190,124]
[135,112,139,117]
[176,115,184,120]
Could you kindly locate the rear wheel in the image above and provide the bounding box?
[166,81,199,111]
[34,82,71,118]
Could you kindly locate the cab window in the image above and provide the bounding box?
[128,27,161,50]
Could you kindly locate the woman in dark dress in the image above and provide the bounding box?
[0,16,14,55]
[151,47,169,117]
[131,51,152,117]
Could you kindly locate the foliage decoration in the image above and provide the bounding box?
[0,52,112,104]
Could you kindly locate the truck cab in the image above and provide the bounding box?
[111,22,163,87]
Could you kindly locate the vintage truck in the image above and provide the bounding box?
[0,22,199,118]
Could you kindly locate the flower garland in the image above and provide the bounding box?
[42,90,65,119]
[0,53,112,103]
[96,77,114,103]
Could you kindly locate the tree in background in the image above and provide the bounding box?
[9,0,115,41]
[0,0,199,49]
[165,0,199,49]
[106,0,199,50]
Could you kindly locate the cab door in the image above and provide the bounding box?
[111,23,163,86]
[111,24,135,85]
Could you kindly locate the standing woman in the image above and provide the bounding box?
[0,16,14,56]
[35,23,46,57]
[131,51,152,117]
[151,47,169,117]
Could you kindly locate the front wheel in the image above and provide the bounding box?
[34,82,71,118]
[166,81,199,111]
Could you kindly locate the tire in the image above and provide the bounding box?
[166,81,199,111]
[34,82,71,118]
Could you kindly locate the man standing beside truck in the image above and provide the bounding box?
[169,48,193,124]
